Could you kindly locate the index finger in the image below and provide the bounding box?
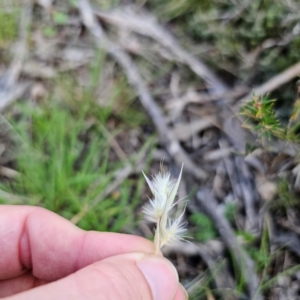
[0,205,154,281]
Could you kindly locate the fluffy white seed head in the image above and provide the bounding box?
[142,166,182,222]
[142,165,186,250]
[160,212,187,247]
[142,198,165,223]
[142,173,171,220]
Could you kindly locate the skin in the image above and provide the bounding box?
[0,206,187,300]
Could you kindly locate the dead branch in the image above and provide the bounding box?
[77,0,207,180]
[95,7,251,148]
[197,190,262,300]
[166,86,249,111]
[95,7,251,152]
[95,7,228,94]
[240,61,300,103]
[100,5,259,232]
[81,9,261,298]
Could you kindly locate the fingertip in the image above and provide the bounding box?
[137,255,179,300]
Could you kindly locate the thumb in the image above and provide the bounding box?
[6,253,188,300]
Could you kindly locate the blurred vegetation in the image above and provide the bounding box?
[0,64,151,233]
[189,212,218,242]
[149,0,300,109]
[0,10,18,47]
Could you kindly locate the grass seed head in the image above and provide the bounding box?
[142,164,186,252]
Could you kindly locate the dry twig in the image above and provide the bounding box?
[166,86,249,114]
[95,7,250,151]
[95,7,228,94]
[77,0,207,180]
[80,7,262,297]
[240,61,300,103]
[197,190,262,300]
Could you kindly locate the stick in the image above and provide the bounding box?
[197,190,262,300]
[240,61,300,103]
[97,5,262,236]
[95,7,228,94]
[95,8,252,149]
[78,0,207,180]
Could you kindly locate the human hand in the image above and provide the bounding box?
[0,206,188,299]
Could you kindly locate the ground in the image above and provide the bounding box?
[1,1,300,299]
